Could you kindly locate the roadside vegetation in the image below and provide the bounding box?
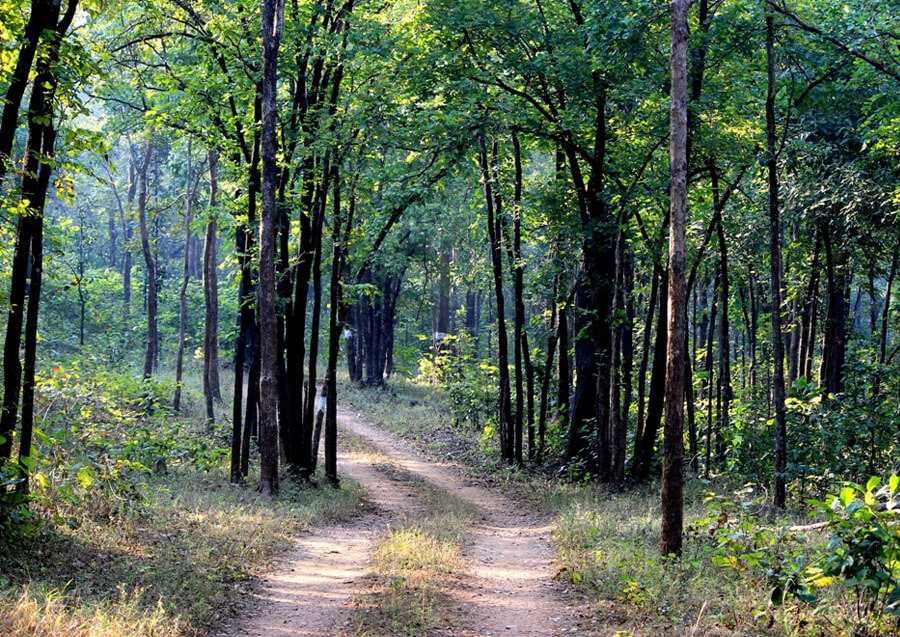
[343,376,899,636]
[0,362,364,637]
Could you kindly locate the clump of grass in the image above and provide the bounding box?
[551,483,870,636]
[0,587,176,637]
[345,466,475,637]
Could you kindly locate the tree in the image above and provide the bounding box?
[135,140,156,379]
[257,0,285,496]
[203,148,221,423]
[661,0,689,557]
[766,8,788,509]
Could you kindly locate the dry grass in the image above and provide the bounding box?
[1,463,365,637]
[343,463,475,637]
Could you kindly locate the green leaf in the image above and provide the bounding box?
[19,455,36,471]
[33,472,49,490]
[889,474,899,496]
[839,487,855,507]
[76,465,94,489]
[865,476,880,493]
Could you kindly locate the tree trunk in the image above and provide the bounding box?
[324,167,345,485]
[766,12,788,509]
[821,223,848,396]
[798,235,820,382]
[258,0,285,496]
[661,0,689,556]
[536,279,560,464]
[302,187,326,472]
[437,247,451,334]
[1,0,71,467]
[635,264,660,448]
[557,286,570,428]
[203,149,221,425]
[479,135,514,462]
[136,141,156,379]
[0,0,55,185]
[711,164,732,465]
[874,234,899,395]
[174,141,196,412]
[704,270,720,476]
[632,269,667,481]
[610,231,626,482]
[504,131,527,464]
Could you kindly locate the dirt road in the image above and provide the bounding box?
[219,408,586,637]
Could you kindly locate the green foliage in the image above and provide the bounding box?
[701,476,899,634]
[803,476,899,623]
[416,332,497,432]
[1,361,228,535]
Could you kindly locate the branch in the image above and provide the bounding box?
[768,1,900,82]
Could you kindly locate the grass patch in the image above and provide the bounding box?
[1,363,367,637]
[344,462,475,637]
[1,466,365,637]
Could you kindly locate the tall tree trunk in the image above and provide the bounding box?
[203,149,222,426]
[324,167,346,485]
[874,234,899,396]
[704,270,720,476]
[635,264,660,448]
[798,235,820,382]
[136,141,156,379]
[611,231,626,481]
[661,0,689,556]
[258,0,285,496]
[621,248,635,467]
[536,279,560,464]
[122,160,136,322]
[437,247,451,334]
[505,131,527,464]
[0,0,54,185]
[1,0,72,467]
[821,223,848,396]
[557,286,571,428]
[711,164,732,465]
[479,135,514,462]
[174,141,196,412]
[632,269,667,480]
[766,12,788,509]
[302,186,326,472]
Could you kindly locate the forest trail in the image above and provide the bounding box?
[219,407,585,637]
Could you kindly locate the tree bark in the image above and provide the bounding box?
[711,164,732,465]
[0,0,55,186]
[766,12,788,509]
[479,135,514,462]
[136,140,156,379]
[635,264,660,448]
[661,0,689,556]
[632,269,667,481]
[174,141,196,412]
[258,0,285,496]
[1,0,72,469]
[324,166,347,484]
[203,148,222,425]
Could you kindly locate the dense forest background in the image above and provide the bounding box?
[0,0,898,635]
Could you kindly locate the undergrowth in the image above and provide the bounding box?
[0,361,365,637]
[342,375,899,636]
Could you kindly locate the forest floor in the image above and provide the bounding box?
[217,407,594,637]
[2,367,873,637]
